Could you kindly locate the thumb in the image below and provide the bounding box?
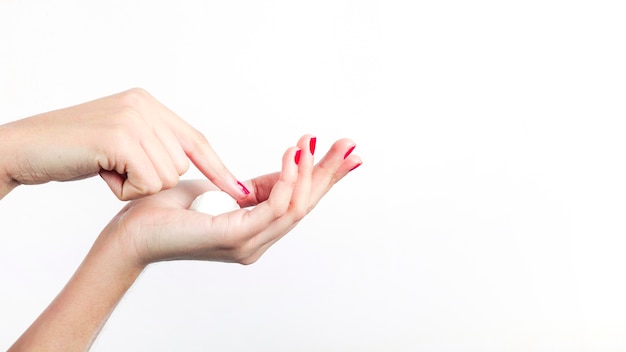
[99,170,153,201]
[99,170,126,200]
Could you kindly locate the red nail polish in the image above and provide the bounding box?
[344,145,355,159]
[310,137,316,155]
[294,149,302,164]
[237,180,250,195]
[349,163,361,172]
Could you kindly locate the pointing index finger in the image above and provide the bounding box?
[172,123,250,200]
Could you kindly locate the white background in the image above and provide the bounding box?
[1,1,626,351]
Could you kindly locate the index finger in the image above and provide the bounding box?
[170,121,250,201]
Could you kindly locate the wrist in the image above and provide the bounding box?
[0,175,18,200]
[0,123,19,200]
[93,222,149,275]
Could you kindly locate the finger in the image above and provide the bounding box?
[289,134,316,218]
[241,146,300,235]
[98,169,126,199]
[159,207,264,264]
[169,121,250,201]
[154,126,190,176]
[309,138,361,204]
[235,137,355,245]
[243,135,315,254]
[149,92,249,200]
[249,140,359,259]
[238,135,316,208]
[154,147,300,263]
[115,89,189,182]
[237,171,280,208]
[139,132,181,190]
[111,144,162,200]
[314,138,356,172]
[338,154,363,176]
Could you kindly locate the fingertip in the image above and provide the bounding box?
[344,145,356,159]
[178,157,191,176]
[250,146,300,221]
[237,180,251,195]
[296,134,316,156]
[219,178,251,202]
[282,146,300,180]
[349,160,362,172]
[310,136,317,155]
[342,152,362,174]
[294,149,302,165]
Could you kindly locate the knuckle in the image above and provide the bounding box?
[120,187,140,201]
[161,171,179,189]
[139,178,162,195]
[291,206,307,222]
[236,246,261,265]
[285,200,307,222]
[184,129,211,160]
[117,105,142,121]
[230,247,249,264]
[119,105,145,127]
[270,201,289,218]
[107,107,145,142]
[108,88,153,128]
[190,129,210,149]
[177,158,190,175]
[238,255,259,266]
[118,87,152,108]
[230,239,259,265]
[191,127,207,141]
[118,192,132,201]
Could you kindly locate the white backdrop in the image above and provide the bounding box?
[1,1,626,351]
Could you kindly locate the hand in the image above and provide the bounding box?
[0,88,249,200]
[101,135,361,266]
[7,135,361,351]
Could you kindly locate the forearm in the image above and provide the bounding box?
[9,230,145,351]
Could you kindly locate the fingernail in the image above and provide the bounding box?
[309,137,316,155]
[349,163,362,172]
[237,180,250,195]
[294,149,302,164]
[344,145,356,159]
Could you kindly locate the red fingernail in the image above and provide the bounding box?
[310,137,316,155]
[344,145,355,159]
[349,163,362,172]
[237,180,250,195]
[294,149,302,164]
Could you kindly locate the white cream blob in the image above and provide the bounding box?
[189,191,241,216]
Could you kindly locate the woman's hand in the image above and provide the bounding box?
[106,135,361,266]
[8,135,361,351]
[0,88,249,200]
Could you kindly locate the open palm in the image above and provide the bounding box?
[102,135,362,266]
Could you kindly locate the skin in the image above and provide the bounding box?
[0,91,362,351]
[0,88,250,201]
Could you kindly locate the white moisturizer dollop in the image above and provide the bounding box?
[189,191,241,216]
